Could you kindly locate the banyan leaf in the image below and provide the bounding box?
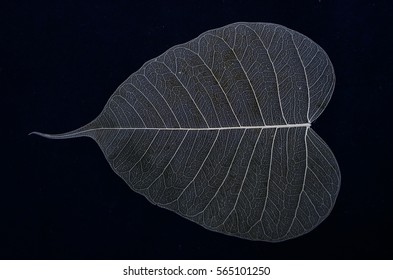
[32,22,340,242]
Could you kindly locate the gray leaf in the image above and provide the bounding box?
[32,22,340,242]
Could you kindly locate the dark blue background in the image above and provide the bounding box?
[2,0,392,259]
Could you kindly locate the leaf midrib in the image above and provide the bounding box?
[91,123,310,131]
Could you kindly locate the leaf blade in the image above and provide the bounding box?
[33,22,340,242]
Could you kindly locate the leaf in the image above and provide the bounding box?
[32,22,340,242]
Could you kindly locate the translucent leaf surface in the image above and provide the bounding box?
[33,22,340,242]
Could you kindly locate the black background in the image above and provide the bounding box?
[2,0,392,259]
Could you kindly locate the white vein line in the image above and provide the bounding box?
[211,33,266,126]
[189,129,247,218]
[284,126,309,237]
[248,59,258,75]
[308,167,333,203]
[260,24,267,43]
[221,128,263,226]
[94,120,105,143]
[266,184,281,211]
[243,189,251,207]
[108,104,121,127]
[143,65,182,127]
[291,33,311,123]
[104,106,121,156]
[44,123,312,139]
[98,113,115,149]
[126,81,167,128]
[258,127,278,236]
[174,46,223,126]
[113,129,145,167]
[305,43,318,68]
[183,130,199,173]
[285,128,290,180]
[172,46,223,125]
[116,94,147,127]
[307,130,340,179]
[309,73,335,121]
[194,36,241,126]
[108,129,133,160]
[195,74,222,127]
[235,211,240,233]
[278,75,290,86]
[304,191,320,219]
[164,130,220,206]
[159,60,210,128]
[272,47,284,64]
[129,130,174,184]
[101,110,111,126]
[247,25,288,125]
[124,130,160,174]
[296,217,307,231]
[267,26,277,49]
[104,129,121,156]
[239,40,247,61]
[112,98,131,127]
[146,131,189,190]
[309,58,328,88]
[307,156,327,178]
[304,181,324,203]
